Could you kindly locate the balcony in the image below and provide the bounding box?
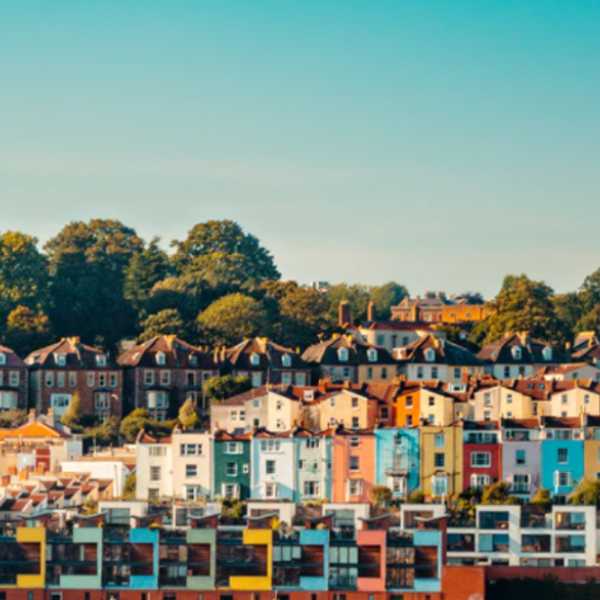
[555,535,586,554]
[447,534,475,552]
[479,534,509,553]
[479,512,510,530]
[555,513,586,530]
[521,534,551,553]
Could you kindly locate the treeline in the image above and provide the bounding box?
[0,219,408,357]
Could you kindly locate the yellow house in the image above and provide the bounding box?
[420,424,463,500]
[319,388,380,430]
[584,416,600,482]
[417,387,456,427]
[229,529,272,590]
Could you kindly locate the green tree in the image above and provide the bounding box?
[530,487,552,509]
[481,481,519,505]
[197,293,269,346]
[0,408,28,428]
[4,306,53,357]
[61,393,84,428]
[368,282,409,320]
[45,219,143,351]
[205,375,252,404]
[122,472,137,500]
[369,485,393,508]
[83,416,120,448]
[474,275,560,345]
[124,237,170,310]
[145,274,216,324]
[178,398,201,429]
[0,231,49,320]
[139,309,186,342]
[327,283,370,325]
[171,220,280,287]
[120,408,153,442]
[278,286,334,348]
[570,479,600,507]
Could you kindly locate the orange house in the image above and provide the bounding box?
[331,426,376,503]
[394,384,423,428]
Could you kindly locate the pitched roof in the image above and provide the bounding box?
[1,420,72,439]
[395,334,484,367]
[25,337,115,369]
[0,345,26,368]
[302,335,396,366]
[224,338,309,370]
[478,333,567,365]
[118,335,217,369]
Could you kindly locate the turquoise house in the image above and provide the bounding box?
[375,427,420,499]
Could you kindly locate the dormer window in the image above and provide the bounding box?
[250,353,260,367]
[282,354,292,368]
[512,347,522,360]
[156,352,166,366]
[55,353,67,367]
[542,346,553,362]
[95,355,107,367]
[338,347,349,363]
[0,353,5,365]
[367,348,378,363]
[189,354,198,366]
[424,348,436,363]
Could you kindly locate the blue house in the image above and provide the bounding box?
[540,417,585,500]
[375,427,420,499]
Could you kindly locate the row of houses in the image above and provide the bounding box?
[3,326,600,424]
[136,412,600,505]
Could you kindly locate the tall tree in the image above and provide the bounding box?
[144,274,216,324]
[475,275,560,345]
[204,375,252,403]
[197,293,269,346]
[278,286,334,348]
[4,306,53,357]
[0,231,49,321]
[45,220,143,351]
[171,220,280,288]
[139,309,187,342]
[368,282,409,320]
[124,237,170,310]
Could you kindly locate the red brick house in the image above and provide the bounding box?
[118,335,219,420]
[0,345,28,412]
[25,337,123,422]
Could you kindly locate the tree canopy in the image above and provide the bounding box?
[197,293,269,346]
[171,220,280,287]
[205,375,252,403]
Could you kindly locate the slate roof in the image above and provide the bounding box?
[223,338,309,371]
[26,337,116,369]
[477,333,567,365]
[302,335,396,366]
[396,334,484,367]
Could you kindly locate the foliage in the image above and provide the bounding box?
[570,479,600,507]
[472,275,560,345]
[45,219,143,352]
[408,490,425,503]
[124,237,170,310]
[61,393,84,428]
[369,485,393,508]
[121,472,137,500]
[0,408,28,428]
[277,285,335,348]
[145,274,216,324]
[178,398,201,429]
[368,282,409,320]
[530,487,553,509]
[4,306,53,357]
[82,496,98,515]
[83,416,120,447]
[197,293,269,346]
[205,375,252,404]
[0,231,49,321]
[119,408,154,442]
[171,220,280,287]
[139,309,186,342]
[481,481,520,505]
[327,283,370,325]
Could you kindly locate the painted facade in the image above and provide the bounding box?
[375,427,420,499]
[420,425,463,499]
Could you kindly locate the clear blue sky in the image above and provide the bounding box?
[1,1,599,298]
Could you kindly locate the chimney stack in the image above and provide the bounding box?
[339,301,352,327]
[367,300,375,322]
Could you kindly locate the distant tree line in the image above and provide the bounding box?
[0,219,409,357]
